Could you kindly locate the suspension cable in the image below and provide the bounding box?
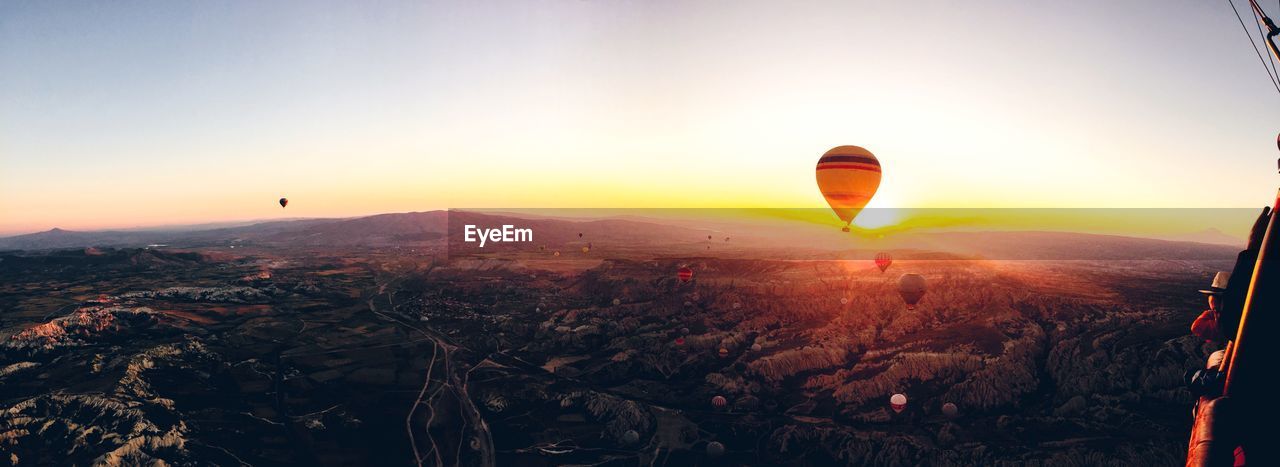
[1228,0,1280,94]
[1252,2,1280,84]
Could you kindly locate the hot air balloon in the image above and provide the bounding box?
[718,348,730,358]
[890,393,907,413]
[680,327,690,335]
[279,198,289,208]
[707,442,725,458]
[898,274,927,310]
[675,337,686,346]
[712,396,728,408]
[622,430,640,445]
[612,298,621,306]
[942,402,959,418]
[751,343,763,352]
[875,252,893,273]
[582,246,590,253]
[678,266,694,283]
[816,145,881,231]
[707,235,713,240]
[554,251,561,257]
[578,232,584,238]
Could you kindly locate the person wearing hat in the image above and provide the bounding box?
[1191,271,1231,344]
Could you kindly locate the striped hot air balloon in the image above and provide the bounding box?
[816,146,881,231]
[875,252,893,273]
[678,266,694,283]
[890,393,907,413]
[712,395,728,408]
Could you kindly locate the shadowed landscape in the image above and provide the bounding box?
[0,212,1231,466]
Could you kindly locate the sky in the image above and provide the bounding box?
[2,0,1280,235]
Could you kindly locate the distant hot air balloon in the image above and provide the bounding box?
[712,396,728,408]
[816,146,881,231]
[707,441,726,458]
[675,337,686,346]
[612,298,621,306]
[578,232,584,238]
[554,251,561,257]
[582,246,590,253]
[875,252,893,273]
[942,402,959,418]
[680,327,690,335]
[622,430,640,445]
[898,274,927,310]
[279,198,289,208]
[718,347,730,358]
[751,343,763,352]
[890,393,907,413]
[678,266,694,283]
[707,235,713,241]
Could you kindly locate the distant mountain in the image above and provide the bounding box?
[0,212,1242,261]
[908,230,1239,260]
[1158,228,1244,247]
[0,228,163,251]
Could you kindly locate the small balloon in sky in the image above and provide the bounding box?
[279,197,289,208]
[875,252,893,273]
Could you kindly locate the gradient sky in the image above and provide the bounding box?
[3,0,1280,235]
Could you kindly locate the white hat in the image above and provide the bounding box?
[1199,271,1231,295]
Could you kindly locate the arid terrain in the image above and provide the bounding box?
[0,212,1235,466]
